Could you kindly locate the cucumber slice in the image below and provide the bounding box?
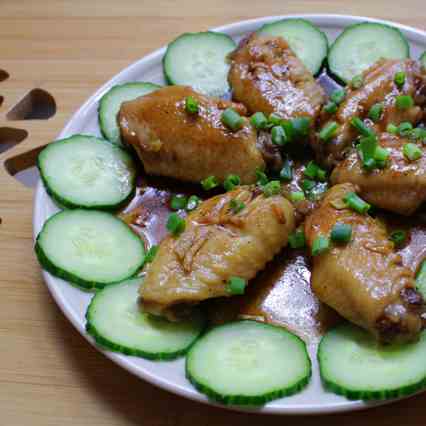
[420,51,426,69]
[186,320,311,405]
[163,31,236,96]
[318,323,426,400]
[328,22,410,84]
[35,210,145,290]
[86,278,205,360]
[416,260,426,299]
[258,18,328,75]
[38,135,136,210]
[99,82,160,145]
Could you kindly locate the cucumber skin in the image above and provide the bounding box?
[37,134,137,211]
[35,211,145,291]
[185,321,312,406]
[318,327,426,401]
[327,22,410,85]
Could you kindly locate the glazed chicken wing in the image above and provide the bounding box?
[305,183,425,342]
[228,33,325,121]
[331,133,426,215]
[140,186,295,320]
[119,85,264,184]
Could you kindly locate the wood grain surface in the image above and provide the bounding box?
[1,1,425,425]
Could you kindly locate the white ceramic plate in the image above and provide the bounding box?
[33,14,426,415]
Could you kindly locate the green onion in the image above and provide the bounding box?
[185,96,199,114]
[330,88,346,105]
[268,113,282,126]
[368,103,383,123]
[386,123,398,134]
[291,117,311,139]
[389,230,407,247]
[351,74,364,89]
[411,128,426,142]
[186,195,201,211]
[256,168,269,185]
[330,223,352,244]
[288,229,306,249]
[262,180,281,197]
[350,117,375,137]
[201,175,219,190]
[398,121,413,137]
[289,191,305,202]
[223,174,241,192]
[312,235,330,256]
[227,276,246,295]
[374,146,390,166]
[394,71,406,87]
[359,135,378,170]
[323,101,338,114]
[271,125,287,145]
[250,112,268,130]
[144,245,159,264]
[304,161,319,179]
[281,120,294,143]
[396,95,414,110]
[302,178,315,192]
[319,121,339,141]
[229,198,245,214]
[279,159,293,182]
[317,168,327,182]
[221,108,245,131]
[166,212,185,236]
[343,192,371,214]
[170,194,188,210]
[403,143,422,161]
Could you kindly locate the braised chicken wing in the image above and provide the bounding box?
[140,186,295,320]
[305,183,425,342]
[119,85,265,184]
[331,133,426,215]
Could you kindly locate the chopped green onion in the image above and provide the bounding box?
[229,198,245,214]
[368,103,383,123]
[289,191,305,202]
[268,113,282,126]
[227,276,246,295]
[262,180,281,197]
[396,95,414,110]
[304,161,319,179]
[144,245,159,264]
[394,71,406,87]
[312,235,330,256]
[330,88,346,105]
[374,146,390,164]
[201,175,219,190]
[398,121,413,137]
[185,96,199,114]
[343,192,371,214]
[389,230,407,247]
[291,117,311,139]
[359,135,378,170]
[221,108,244,131]
[403,143,422,161]
[351,74,364,89]
[166,212,186,236]
[250,112,268,130]
[350,117,375,137]
[323,101,338,114]
[170,194,188,210]
[271,125,287,145]
[186,195,201,211]
[386,123,398,134]
[319,121,339,142]
[411,127,426,142]
[256,168,269,185]
[279,159,293,182]
[317,168,327,182]
[223,174,241,192]
[288,229,306,249]
[281,120,294,143]
[302,178,315,192]
[330,223,352,244]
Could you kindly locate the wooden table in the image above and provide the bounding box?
[1,1,425,424]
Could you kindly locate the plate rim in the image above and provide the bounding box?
[32,13,426,415]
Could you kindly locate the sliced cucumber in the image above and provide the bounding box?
[35,210,145,290]
[38,135,136,210]
[416,260,426,299]
[258,18,328,75]
[328,22,410,84]
[186,320,311,405]
[86,278,205,360]
[420,51,426,69]
[99,82,160,145]
[163,31,236,96]
[318,323,426,400]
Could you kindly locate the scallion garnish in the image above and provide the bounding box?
[319,121,339,142]
[227,276,246,295]
[289,191,305,202]
[343,192,371,214]
[301,178,315,192]
[256,168,269,185]
[262,180,281,197]
[223,174,241,192]
[323,101,338,114]
[330,223,352,244]
[166,213,186,236]
[312,235,330,256]
[403,143,422,161]
[351,74,364,89]
[288,229,306,249]
[330,88,346,105]
[350,117,375,137]
[271,125,287,146]
[144,245,159,264]
[398,122,413,137]
[386,123,398,134]
[291,117,311,139]
[221,108,245,131]
[394,71,406,87]
[186,195,201,211]
[396,95,414,110]
[185,96,199,114]
[389,230,407,247]
[368,103,383,123]
[229,198,245,214]
[268,113,282,126]
[201,175,219,190]
[250,112,268,130]
[281,120,294,143]
[170,194,188,210]
[359,135,378,170]
[279,159,293,182]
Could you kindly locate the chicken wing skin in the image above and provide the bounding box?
[228,33,325,121]
[314,59,426,166]
[305,183,425,342]
[140,186,295,320]
[119,85,264,184]
[331,133,426,215]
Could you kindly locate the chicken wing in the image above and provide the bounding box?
[331,133,426,215]
[305,183,425,342]
[119,85,264,184]
[140,186,295,320]
[228,33,325,121]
